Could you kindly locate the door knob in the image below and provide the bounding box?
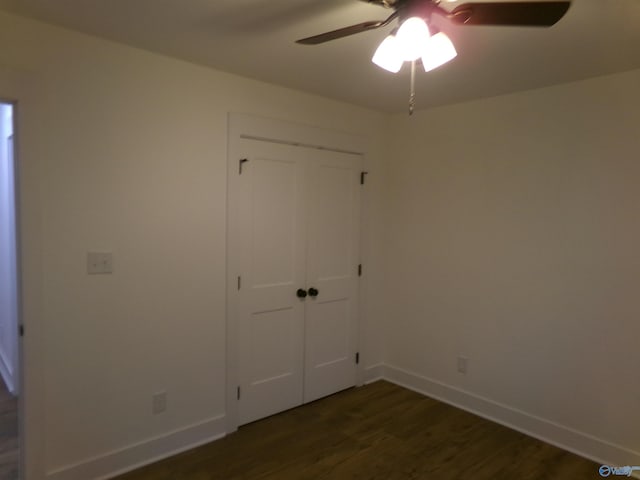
[308,287,319,298]
[296,288,308,298]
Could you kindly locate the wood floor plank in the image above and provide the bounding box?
[0,377,17,480]
[113,381,599,480]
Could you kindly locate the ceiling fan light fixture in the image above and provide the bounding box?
[295,0,572,114]
[372,33,403,73]
[421,32,457,72]
[395,16,431,61]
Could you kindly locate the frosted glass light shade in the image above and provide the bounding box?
[372,34,403,73]
[396,17,431,61]
[421,32,457,72]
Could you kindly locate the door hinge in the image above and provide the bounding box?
[237,276,242,290]
[19,325,24,337]
[237,386,241,400]
[358,264,362,277]
[360,171,368,185]
[239,158,248,175]
[355,352,360,365]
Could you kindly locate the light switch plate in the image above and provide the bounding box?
[87,252,113,274]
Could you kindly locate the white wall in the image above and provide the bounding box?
[384,69,640,466]
[0,11,387,480]
[0,102,18,394]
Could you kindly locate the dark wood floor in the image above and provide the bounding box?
[114,381,598,480]
[0,376,18,480]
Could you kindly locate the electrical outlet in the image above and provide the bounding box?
[457,356,468,375]
[152,391,167,414]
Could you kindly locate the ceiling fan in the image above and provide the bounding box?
[296,0,571,45]
[296,0,571,113]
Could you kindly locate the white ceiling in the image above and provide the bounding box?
[1,0,639,112]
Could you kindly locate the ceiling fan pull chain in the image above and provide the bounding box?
[409,60,416,115]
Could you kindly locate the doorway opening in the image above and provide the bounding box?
[0,100,20,480]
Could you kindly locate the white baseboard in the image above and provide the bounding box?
[42,370,640,480]
[363,363,384,384]
[383,364,640,477]
[46,415,226,480]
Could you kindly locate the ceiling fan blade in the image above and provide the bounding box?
[358,0,398,6]
[450,2,571,27]
[296,11,398,45]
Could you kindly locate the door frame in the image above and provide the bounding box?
[0,102,19,396]
[1,65,46,480]
[225,113,370,433]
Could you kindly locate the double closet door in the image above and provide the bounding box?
[235,138,361,426]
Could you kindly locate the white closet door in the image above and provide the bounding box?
[237,139,307,425]
[304,149,360,403]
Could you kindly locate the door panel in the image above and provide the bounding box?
[313,163,353,279]
[304,150,361,403]
[237,139,306,425]
[250,158,297,286]
[306,299,351,366]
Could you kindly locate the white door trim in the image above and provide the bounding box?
[225,113,369,433]
[0,66,46,479]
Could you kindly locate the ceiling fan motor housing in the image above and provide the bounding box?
[395,0,447,27]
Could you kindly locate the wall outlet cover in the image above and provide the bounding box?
[152,391,167,415]
[457,356,468,374]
